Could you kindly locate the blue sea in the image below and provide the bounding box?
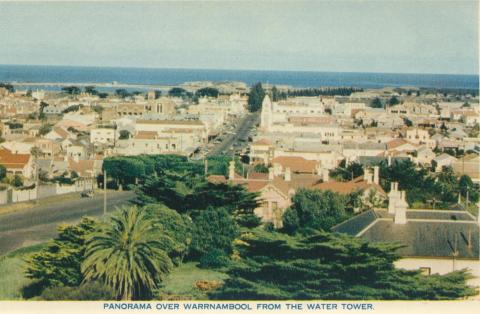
[0,64,478,91]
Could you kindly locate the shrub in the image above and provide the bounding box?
[39,282,115,300]
[198,249,231,269]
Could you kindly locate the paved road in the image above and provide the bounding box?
[207,112,259,156]
[0,191,135,256]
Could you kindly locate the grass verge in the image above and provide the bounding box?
[0,243,47,300]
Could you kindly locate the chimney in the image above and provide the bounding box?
[228,160,235,181]
[373,166,379,185]
[268,167,274,181]
[388,181,399,214]
[284,167,291,182]
[364,168,372,184]
[394,191,408,224]
[322,168,329,182]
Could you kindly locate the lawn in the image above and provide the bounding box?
[0,245,228,300]
[0,243,46,300]
[157,262,229,300]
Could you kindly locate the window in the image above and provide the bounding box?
[419,267,431,276]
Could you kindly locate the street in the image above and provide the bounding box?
[207,112,259,156]
[0,191,135,256]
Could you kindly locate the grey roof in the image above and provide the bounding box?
[361,220,479,259]
[406,211,474,221]
[343,142,386,150]
[333,209,480,259]
[331,210,378,236]
[358,156,409,166]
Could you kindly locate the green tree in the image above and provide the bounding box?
[24,218,97,296]
[196,87,219,98]
[389,96,400,106]
[248,82,266,112]
[404,117,413,127]
[189,207,239,259]
[282,189,349,234]
[370,97,383,108]
[81,206,173,300]
[459,175,479,203]
[168,87,188,97]
[84,86,98,95]
[0,82,15,93]
[185,182,260,220]
[210,229,476,300]
[0,164,6,180]
[38,124,52,136]
[12,174,23,187]
[330,160,364,181]
[253,164,269,173]
[118,130,130,140]
[115,89,130,99]
[103,157,147,187]
[271,86,284,101]
[143,204,193,264]
[134,172,192,211]
[61,86,81,95]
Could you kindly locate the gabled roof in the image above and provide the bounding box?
[0,148,31,169]
[272,156,318,173]
[333,209,479,259]
[312,177,386,196]
[433,153,457,162]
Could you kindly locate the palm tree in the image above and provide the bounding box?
[81,206,173,300]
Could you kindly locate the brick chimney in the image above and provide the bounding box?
[373,166,379,185]
[284,167,291,182]
[388,181,399,214]
[322,168,329,182]
[364,168,372,184]
[268,167,274,181]
[228,160,235,181]
[394,191,408,224]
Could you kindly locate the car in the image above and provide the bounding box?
[81,190,94,198]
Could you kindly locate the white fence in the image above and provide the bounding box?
[0,178,94,205]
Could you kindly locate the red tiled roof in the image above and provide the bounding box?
[312,177,386,196]
[386,138,408,150]
[0,148,31,169]
[272,156,318,173]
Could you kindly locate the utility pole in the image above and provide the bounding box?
[103,169,107,216]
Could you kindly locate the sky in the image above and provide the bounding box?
[0,1,478,75]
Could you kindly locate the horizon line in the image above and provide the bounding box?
[1,63,479,77]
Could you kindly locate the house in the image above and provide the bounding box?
[68,158,103,178]
[432,153,457,172]
[386,138,417,153]
[0,148,34,178]
[271,156,319,175]
[414,146,436,165]
[44,126,76,141]
[208,163,294,228]
[312,166,387,212]
[333,188,480,287]
[405,128,435,148]
[90,128,116,145]
[452,154,480,183]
